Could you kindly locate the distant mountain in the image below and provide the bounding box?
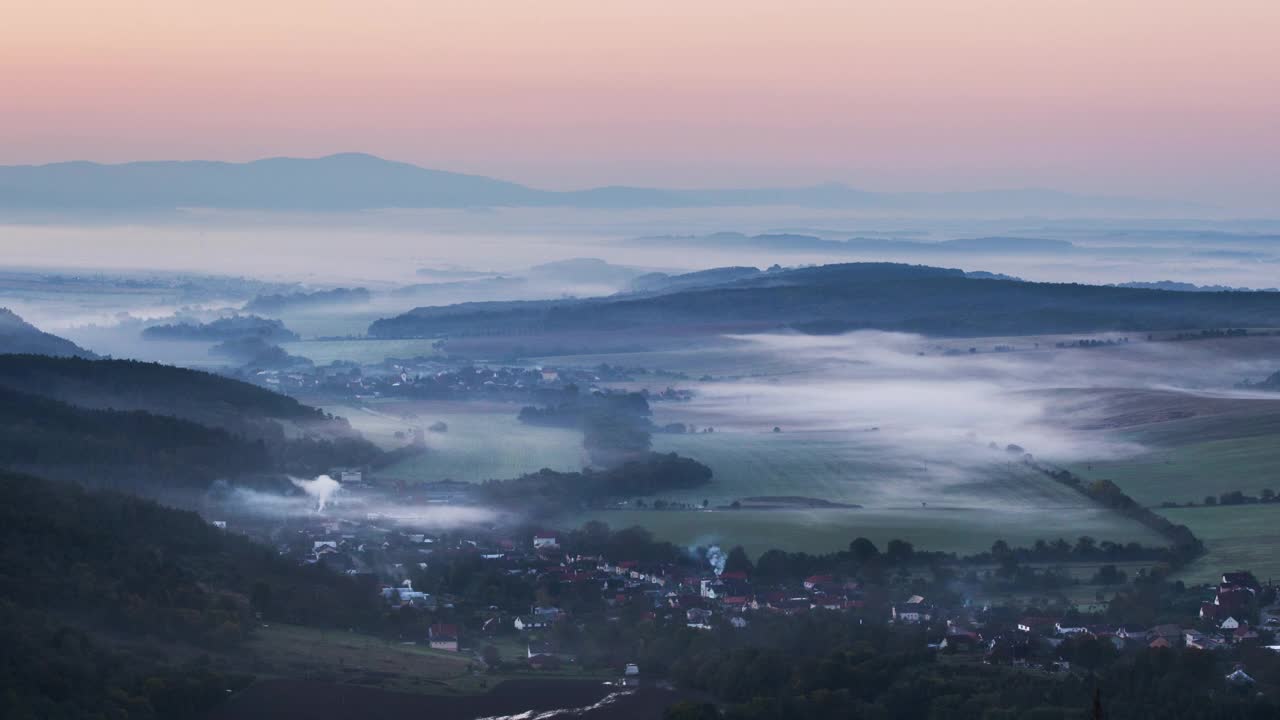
[0,308,95,358]
[630,232,1076,254]
[0,153,1184,213]
[369,261,1280,341]
[1113,281,1279,293]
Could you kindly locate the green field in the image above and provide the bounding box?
[243,623,608,695]
[567,430,1163,558]
[245,624,478,694]
[329,400,1171,559]
[1070,434,1280,507]
[1157,505,1280,585]
[328,400,586,482]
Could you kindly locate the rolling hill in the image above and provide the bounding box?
[368,262,1280,340]
[0,308,95,358]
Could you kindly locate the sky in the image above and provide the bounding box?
[3,1,1279,208]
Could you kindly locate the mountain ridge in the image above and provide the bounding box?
[0,153,1187,213]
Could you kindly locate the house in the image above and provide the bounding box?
[339,469,364,485]
[533,534,559,549]
[1115,625,1148,642]
[1149,624,1183,647]
[1226,668,1256,686]
[1055,621,1089,636]
[210,520,228,530]
[892,597,932,624]
[1222,572,1260,592]
[1216,586,1253,614]
[429,624,459,652]
[1185,630,1226,651]
[803,574,833,590]
[1220,617,1241,631]
[514,616,549,631]
[623,663,641,686]
[1233,625,1259,644]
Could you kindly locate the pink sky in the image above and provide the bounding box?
[3,1,1278,207]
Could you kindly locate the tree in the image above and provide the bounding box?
[885,539,914,564]
[1204,495,1218,506]
[724,546,754,576]
[850,537,880,564]
[991,539,1012,558]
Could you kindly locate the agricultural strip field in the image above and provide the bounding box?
[570,430,1163,558]
[1156,505,1280,585]
[1071,434,1280,507]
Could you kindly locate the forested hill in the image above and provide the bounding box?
[0,354,326,431]
[0,355,395,490]
[0,470,381,718]
[369,262,1280,339]
[0,308,95,358]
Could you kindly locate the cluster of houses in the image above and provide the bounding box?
[240,356,689,405]
[249,512,1280,685]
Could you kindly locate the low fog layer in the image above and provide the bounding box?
[212,475,499,529]
[648,331,1280,506]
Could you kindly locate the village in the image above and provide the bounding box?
[220,502,1280,691]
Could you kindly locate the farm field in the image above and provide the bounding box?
[570,430,1163,557]
[1069,434,1280,507]
[1157,505,1280,585]
[325,400,586,482]
[243,624,477,694]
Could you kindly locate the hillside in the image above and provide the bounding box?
[0,470,381,718]
[0,308,95,358]
[0,355,395,489]
[369,262,1280,340]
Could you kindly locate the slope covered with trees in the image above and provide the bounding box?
[369,262,1280,339]
[0,471,382,718]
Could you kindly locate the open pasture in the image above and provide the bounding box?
[328,400,586,482]
[1157,505,1280,585]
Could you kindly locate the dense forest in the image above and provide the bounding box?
[0,471,382,719]
[0,355,401,490]
[476,453,713,511]
[369,262,1280,339]
[141,315,299,342]
[0,308,95,358]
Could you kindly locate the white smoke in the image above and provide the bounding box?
[705,544,727,575]
[291,474,342,512]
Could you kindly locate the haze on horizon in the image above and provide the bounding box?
[4,0,1279,212]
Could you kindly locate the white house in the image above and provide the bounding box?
[533,534,559,549]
